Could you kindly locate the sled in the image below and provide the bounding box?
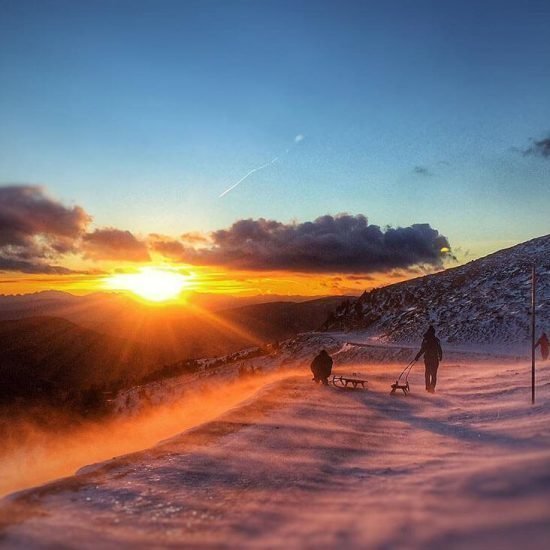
[390,380,410,395]
[332,374,368,390]
[390,360,416,395]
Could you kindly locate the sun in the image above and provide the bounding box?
[104,267,191,303]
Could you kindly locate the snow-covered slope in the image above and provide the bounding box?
[1,357,549,549]
[323,235,550,346]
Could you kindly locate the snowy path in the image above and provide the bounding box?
[1,360,549,549]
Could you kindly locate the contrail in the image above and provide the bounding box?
[219,134,304,198]
[219,156,279,198]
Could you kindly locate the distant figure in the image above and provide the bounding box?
[415,326,443,393]
[310,350,333,386]
[535,332,549,360]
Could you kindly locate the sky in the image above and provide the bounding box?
[0,0,549,298]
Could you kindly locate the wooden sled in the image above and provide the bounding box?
[332,375,368,390]
[390,360,416,396]
[390,381,410,395]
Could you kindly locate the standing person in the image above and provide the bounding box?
[535,332,549,360]
[415,325,443,393]
[310,349,333,386]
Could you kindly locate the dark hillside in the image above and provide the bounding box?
[0,317,162,407]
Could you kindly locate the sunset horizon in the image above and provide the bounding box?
[1,182,545,301]
[1,1,549,548]
[1,0,549,303]
[0,183,461,299]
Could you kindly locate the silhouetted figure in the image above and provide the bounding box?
[535,332,549,360]
[415,326,443,393]
[310,350,333,386]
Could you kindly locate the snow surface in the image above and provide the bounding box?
[1,341,549,549]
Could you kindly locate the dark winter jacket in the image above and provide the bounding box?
[535,333,549,359]
[311,351,333,379]
[415,335,443,366]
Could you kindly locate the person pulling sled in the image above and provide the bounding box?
[415,325,443,393]
[535,332,549,361]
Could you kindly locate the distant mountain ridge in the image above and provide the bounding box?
[0,290,341,315]
[0,291,351,362]
[323,235,550,346]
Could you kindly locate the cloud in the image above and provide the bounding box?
[523,136,550,158]
[0,185,91,273]
[0,186,452,279]
[0,185,90,247]
[294,134,305,143]
[149,236,188,260]
[413,165,432,176]
[156,214,451,273]
[0,257,75,274]
[82,228,150,262]
[180,231,209,244]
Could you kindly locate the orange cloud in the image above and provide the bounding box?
[82,228,150,262]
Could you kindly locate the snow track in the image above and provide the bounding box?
[1,359,549,549]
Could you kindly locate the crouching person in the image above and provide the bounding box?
[310,349,333,386]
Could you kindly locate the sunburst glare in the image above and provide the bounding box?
[104,267,191,302]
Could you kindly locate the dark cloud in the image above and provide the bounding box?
[0,185,91,273]
[523,137,550,158]
[149,236,188,260]
[0,257,75,274]
[0,186,452,277]
[413,165,432,176]
[82,228,150,262]
[160,214,451,273]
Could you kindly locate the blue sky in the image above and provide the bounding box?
[1,0,549,258]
